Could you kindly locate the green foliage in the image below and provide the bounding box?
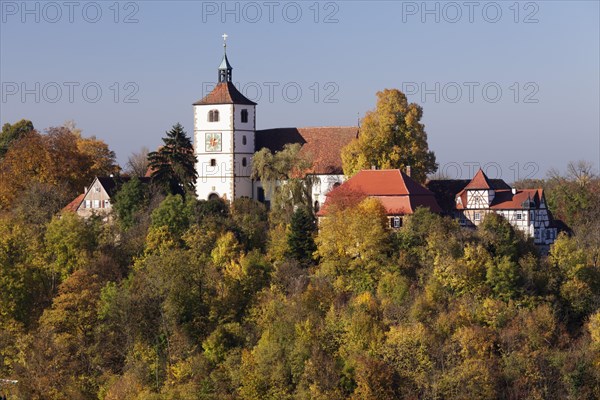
[44,212,98,281]
[252,143,315,223]
[113,177,149,230]
[2,142,600,398]
[0,119,34,157]
[148,123,197,197]
[150,194,192,238]
[341,89,437,183]
[286,207,317,263]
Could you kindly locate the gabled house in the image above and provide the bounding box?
[317,169,441,228]
[64,176,150,219]
[446,169,559,246]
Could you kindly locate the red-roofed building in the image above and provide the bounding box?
[453,169,559,246]
[192,38,358,205]
[317,169,441,228]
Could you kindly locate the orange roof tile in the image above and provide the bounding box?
[193,82,256,105]
[318,169,441,216]
[255,127,358,175]
[464,168,493,190]
[63,193,84,213]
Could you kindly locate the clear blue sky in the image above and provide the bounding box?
[1,0,599,181]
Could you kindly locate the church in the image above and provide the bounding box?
[192,36,357,209]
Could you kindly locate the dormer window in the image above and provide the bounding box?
[208,110,219,122]
[241,109,248,123]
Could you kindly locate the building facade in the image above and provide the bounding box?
[453,169,558,246]
[193,41,357,205]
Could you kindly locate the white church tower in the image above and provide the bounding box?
[193,34,257,201]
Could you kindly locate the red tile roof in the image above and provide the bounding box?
[255,127,359,175]
[489,189,544,210]
[63,193,84,213]
[193,82,257,106]
[455,187,547,210]
[464,168,493,190]
[318,169,441,216]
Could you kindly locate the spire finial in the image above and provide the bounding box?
[222,33,228,54]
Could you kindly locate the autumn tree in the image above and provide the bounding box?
[148,123,197,197]
[0,119,34,157]
[0,125,119,210]
[252,143,315,223]
[341,89,437,183]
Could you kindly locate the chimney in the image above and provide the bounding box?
[406,165,411,177]
[84,186,88,194]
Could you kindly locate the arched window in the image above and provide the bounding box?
[241,109,248,123]
[208,193,219,201]
[208,109,219,122]
[242,135,247,145]
[242,157,247,167]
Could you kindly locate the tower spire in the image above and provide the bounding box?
[218,33,233,83]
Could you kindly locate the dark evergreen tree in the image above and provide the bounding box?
[286,207,317,263]
[148,123,197,197]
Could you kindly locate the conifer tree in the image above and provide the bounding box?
[286,207,317,263]
[148,123,197,197]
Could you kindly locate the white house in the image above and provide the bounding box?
[193,39,357,206]
[454,169,559,246]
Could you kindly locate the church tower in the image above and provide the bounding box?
[193,34,257,201]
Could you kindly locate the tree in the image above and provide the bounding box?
[126,146,150,177]
[0,119,34,157]
[76,134,120,177]
[148,123,197,197]
[0,125,119,210]
[286,208,317,264]
[150,194,192,238]
[341,89,437,183]
[112,177,149,230]
[252,143,315,223]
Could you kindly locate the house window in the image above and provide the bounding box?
[210,159,217,167]
[94,186,101,193]
[393,216,402,228]
[93,200,100,208]
[257,187,265,203]
[242,157,247,167]
[241,109,248,123]
[242,135,247,145]
[208,110,219,122]
[104,200,110,208]
[474,212,481,221]
[516,213,522,220]
[85,200,91,209]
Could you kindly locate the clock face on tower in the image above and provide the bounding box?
[205,132,222,152]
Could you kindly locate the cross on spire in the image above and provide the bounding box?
[222,33,228,53]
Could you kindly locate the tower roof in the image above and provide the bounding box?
[464,168,493,190]
[193,82,257,105]
[219,54,232,70]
